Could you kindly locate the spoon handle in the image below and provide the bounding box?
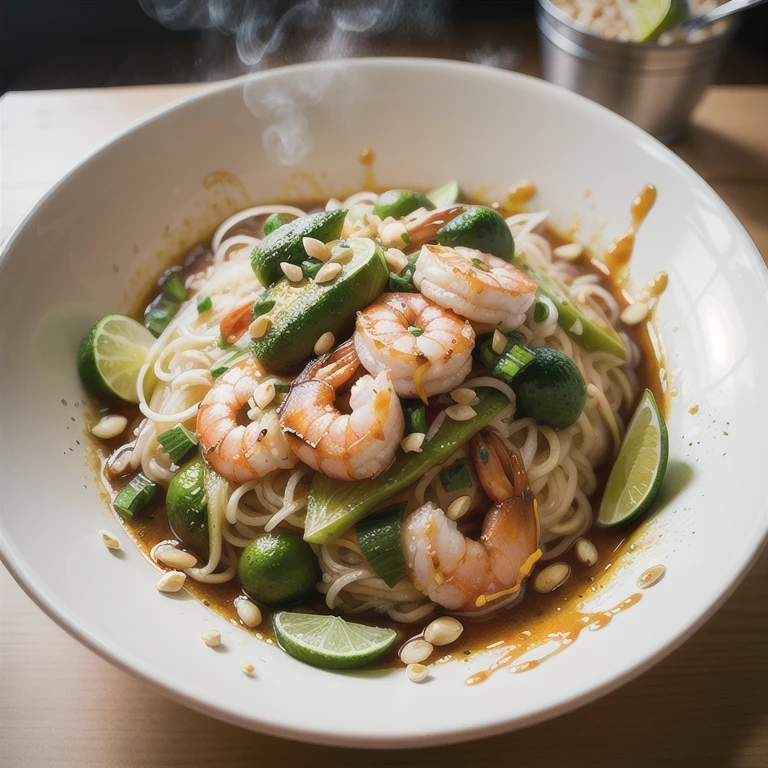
[683,0,768,30]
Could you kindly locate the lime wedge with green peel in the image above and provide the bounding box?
[598,390,669,527]
[273,612,397,670]
[427,180,460,208]
[78,314,154,403]
[372,189,435,220]
[626,0,689,42]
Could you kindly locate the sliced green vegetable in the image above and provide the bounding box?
[252,237,388,375]
[166,457,209,558]
[515,251,626,358]
[251,297,276,319]
[78,314,155,403]
[439,461,473,493]
[144,272,189,337]
[598,389,668,527]
[211,349,248,378]
[274,382,292,394]
[494,343,536,385]
[237,532,319,607]
[427,180,460,208]
[437,206,514,260]
[626,0,688,42]
[387,250,420,293]
[403,401,427,434]
[475,330,523,371]
[356,502,407,587]
[273,612,397,670]
[304,389,508,543]
[372,189,435,220]
[533,298,550,323]
[156,424,199,465]
[196,296,212,314]
[251,209,347,285]
[113,472,158,519]
[513,347,587,429]
[263,212,298,236]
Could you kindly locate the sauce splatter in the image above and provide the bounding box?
[466,593,643,685]
[638,564,666,589]
[359,147,376,189]
[505,180,537,211]
[605,185,657,283]
[689,404,699,415]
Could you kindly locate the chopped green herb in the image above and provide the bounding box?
[471,257,490,272]
[407,325,424,337]
[387,251,420,293]
[401,232,411,245]
[251,298,276,319]
[263,212,297,236]
[197,296,212,313]
[534,298,550,323]
[274,382,292,394]
[440,462,473,493]
[403,401,427,434]
[161,272,187,303]
[114,472,158,518]
[211,350,248,378]
[300,259,323,279]
[494,344,536,385]
[157,424,199,465]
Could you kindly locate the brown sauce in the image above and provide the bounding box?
[88,183,669,676]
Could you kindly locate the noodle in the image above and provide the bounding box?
[104,194,642,626]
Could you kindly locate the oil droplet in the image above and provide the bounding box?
[638,565,665,589]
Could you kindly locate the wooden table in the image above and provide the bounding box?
[1,83,766,768]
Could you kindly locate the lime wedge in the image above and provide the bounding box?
[78,314,154,403]
[626,0,689,42]
[273,612,397,670]
[427,180,460,208]
[598,389,669,527]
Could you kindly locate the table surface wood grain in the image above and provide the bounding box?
[1,82,766,768]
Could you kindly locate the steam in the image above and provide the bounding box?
[141,0,444,165]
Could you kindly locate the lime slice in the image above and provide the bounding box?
[626,0,689,42]
[598,389,669,527]
[78,314,154,403]
[273,612,397,670]
[427,180,460,208]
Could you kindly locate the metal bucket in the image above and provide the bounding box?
[536,0,737,142]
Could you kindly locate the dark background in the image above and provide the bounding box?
[1,0,767,94]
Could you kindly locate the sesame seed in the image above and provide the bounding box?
[533,563,571,594]
[201,630,221,647]
[446,495,471,520]
[401,432,426,453]
[249,315,272,339]
[575,538,598,567]
[424,617,463,646]
[445,404,476,421]
[314,332,335,356]
[314,262,342,284]
[492,329,507,355]
[91,414,128,440]
[235,598,262,628]
[155,544,197,570]
[253,380,276,410]
[399,638,434,665]
[620,301,649,326]
[554,243,584,261]
[280,262,303,282]
[302,236,331,262]
[450,387,476,405]
[406,663,429,683]
[156,571,186,593]
[99,529,121,550]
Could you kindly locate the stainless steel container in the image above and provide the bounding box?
[536,0,737,142]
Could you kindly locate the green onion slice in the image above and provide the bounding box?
[439,462,473,493]
[493,344,535,385]
[356,502,407,588]
[114,472,158,518]
[211,350,248,378]
[157,424,199,465]
[197,296,212,313]
[403,401,427,435]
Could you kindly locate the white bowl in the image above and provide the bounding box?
[0,59,766,748]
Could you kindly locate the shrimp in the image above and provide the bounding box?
[279,339,404,481]
[354,292,475,402]
[380,205,465,250]
[197,356,297,483]
[413,244,538,329]
[402,429,541,612]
